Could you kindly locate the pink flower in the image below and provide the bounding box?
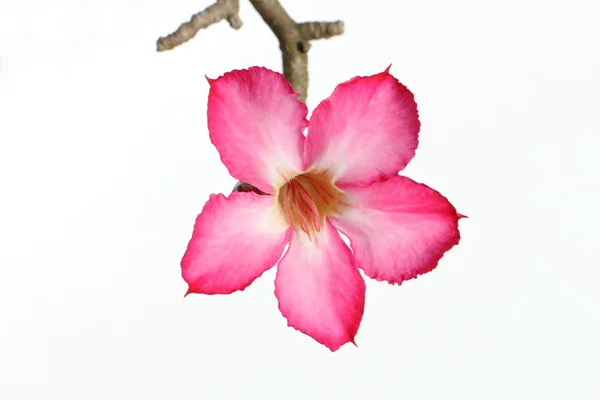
[182,66,463,351]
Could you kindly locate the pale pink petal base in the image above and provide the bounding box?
[331,176,462,285]
[208,67,308,193]
[304,67,420,187]
[182,192,291,295]
[275,221,366,351]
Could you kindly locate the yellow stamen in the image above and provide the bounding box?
[277,171,346,237]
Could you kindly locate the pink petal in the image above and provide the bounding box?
[274,221,366,351]
[182,192,291,295]
[207,67,308,194]
[304,67,420,187]
[330,176,462,285]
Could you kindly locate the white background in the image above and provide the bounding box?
[1,0,598,398]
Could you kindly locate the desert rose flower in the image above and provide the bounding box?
[182,66,463,351]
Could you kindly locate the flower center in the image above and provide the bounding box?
[277,171,346,238]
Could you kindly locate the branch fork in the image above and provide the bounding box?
[157,0,344,101]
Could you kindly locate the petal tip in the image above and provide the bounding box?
[326,337,356,352]
[324,341,342,352]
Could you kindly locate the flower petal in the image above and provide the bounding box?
[274,221,366,351]
[207,67,308,193]
[182,192,291,295]
[331,176,461,285]
[304,67,420,186]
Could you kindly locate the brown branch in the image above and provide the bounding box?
[249,0,309,101]
[157,0,344,100]
[298,21,345,40]
[248,0,344,102]
[156,0,242,52]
